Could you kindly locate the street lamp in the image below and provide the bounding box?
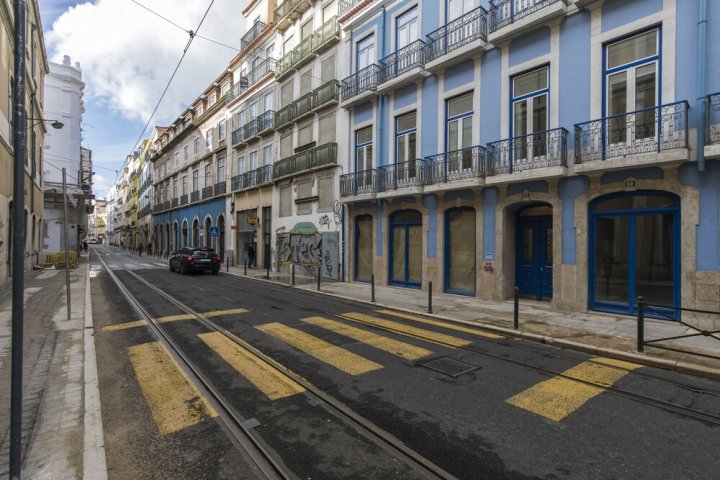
[27,117,64,130]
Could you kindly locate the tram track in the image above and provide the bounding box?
[98,253,457,480]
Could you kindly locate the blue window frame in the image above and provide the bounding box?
[355,126,373,172]
[396,6,418,50]
[447,0,480,23]
[389,210,422,288]
[356,35,375,71]
[395,111,417,163]
[446,91,473,153]
[510,66,549,163]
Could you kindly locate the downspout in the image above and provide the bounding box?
[697,0,707,171]
[378,7,387,169]
[341,203,346,281]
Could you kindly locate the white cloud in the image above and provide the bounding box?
[44,0,247,124]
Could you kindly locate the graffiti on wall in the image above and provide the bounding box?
[276,231,340,280]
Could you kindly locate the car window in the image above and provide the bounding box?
[193,249,216,256]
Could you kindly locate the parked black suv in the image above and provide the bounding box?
[170,247,220,275]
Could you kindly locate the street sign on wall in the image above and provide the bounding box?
[208,227,219,237]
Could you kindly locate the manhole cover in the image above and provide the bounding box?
[420,357,479,378]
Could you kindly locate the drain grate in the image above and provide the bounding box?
[420,357,480,378]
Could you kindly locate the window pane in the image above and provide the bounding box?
[461,117,472,148]
[448,92,473,117]
[608,71,627,115]
[635,213,674,305]
[397,111,416,132]
[607,30,657,69]
[408,131,416,159]
[635,63,656,110]
[595,194,675,211]
[357,126,372,144]
[594,216,629,304]
[532,94,547,132]
[356,216,373,280]
[448,120,459,150]
[514,100,528,136]
[513,67,548,97]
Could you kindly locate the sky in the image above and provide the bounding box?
[38,0,249,197]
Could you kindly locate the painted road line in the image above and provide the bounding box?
[256,322,383,376]
[375,309,504,340]
[128,341,217,435]
[103,307,248,332]
[198,332,305,400]
[341,312,472,348]
[302,316,433,361]
[506,357,643,422]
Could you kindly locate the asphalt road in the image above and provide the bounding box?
[91,246,720,480]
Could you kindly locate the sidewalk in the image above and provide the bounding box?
[224,263,720,380]
[0,253,105,480]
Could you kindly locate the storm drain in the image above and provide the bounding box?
[419,357,480,378]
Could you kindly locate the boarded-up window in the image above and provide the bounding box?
[447,208,476,293]
[297,121,313,147]
[318,112,336,145]
[300,69,313,95]
[279,184,292,217]
[280,130,293,159]
[297,180,313,215]
[318,176,333,213]
[356,216,373,281]
[321,55,336,83]
[281,80,294,105]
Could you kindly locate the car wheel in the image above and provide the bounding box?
[180,263,186,275]
[211,269,219,275]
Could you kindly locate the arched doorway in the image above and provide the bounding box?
[515,203,553,300]
[182,220,188,247]
[165,223,170,253]
[589,191,679,318]
[192,219,199,247]
[205,217,212,248]
[217,215,225,260]
[445,207,476,295]
[389,210,422,288]
[354,215,373,282]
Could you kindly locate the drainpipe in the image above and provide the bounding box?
[697,0,707,171]
[341,203,346,282]
[378,7,387,169]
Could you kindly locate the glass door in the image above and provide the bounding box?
[512,67,548,169]
[390,211,422,288]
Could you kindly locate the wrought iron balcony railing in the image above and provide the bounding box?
[574,101,688,164]
[163,201,171,211]
[180,194,188,205]
[242,165,273,190]
[214,181,227,195]
[316,16,340,48]
[257,110,275,133]
[377,159,427,191]
[295,92,314,118]
[486,127,567,175]
[339,0,370,16]
[489,0,562,32]
[379,40,427,83]
[243,119,259,139]
[191,191,200,203]
[427,7,488,61]
[273,142,338,180]
[240,20,266,53]
[225,77,249,103]
[425,145,487,183]
[171,198,179,208]
[275,0,304,20]
[341,64,379,101]
[315,80,340,107]
[340,169,376,196]
[708,92,720,144]
[276,104,296,128]
[232,127,245,146]
[231,174,243,191]
[202,186,214,199]
[276,17,340,78]
[246,58,276,86]
[276,50,295,78]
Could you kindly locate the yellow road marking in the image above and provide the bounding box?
[506,357,642,421]
[198,332,305,400]
[376,309,503,340]
[128,341,217,435]
[302,316,432,361]
[256,322,383,376]
[341,312,472,348]
[103,307,248,331]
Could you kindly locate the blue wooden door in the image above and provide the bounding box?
[516,216,553,300]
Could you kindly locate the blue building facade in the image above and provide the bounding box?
[338,0,720,319]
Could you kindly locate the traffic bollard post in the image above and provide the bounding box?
[637,296,645,352]
[292,264,295,286]
[371,274,375,303]
[226,257,229,272]
[317,266,321,291]
[427,281,433,313]
[513,287,519,329]
[244,258,247,276]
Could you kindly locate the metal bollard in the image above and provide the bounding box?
[266,265,270,280]
[292,264,295,286]
[427,281,433,313]
[317,266,321,291]
[244,258,247,276]
[513,287,519,329]
[226,257,229,272]
[637,296,645,352]
[371,274,375,303]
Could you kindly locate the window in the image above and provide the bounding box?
[447,0,479,22]
[297,180,313,214]
[264,91,274,112]
[281,80,294,106]
[263,145,272,166]
[182,175,187,195]
[249,151,258,171]
[319,112,336,145]
[183,145,189,161]
[280,130,293,158]
[193,137,200,155]
[301,20,314,39]
[298,121,313,147]
[205,164,212,186]
[356,35,375,71]
[396,111,417,163]
[356,126,373,171]
[318,176,334,212]
[249,102,259,119]
[605,29,660,143]
[205,130,212,150]
[192,170,199,191]
[512,66,548,158]
[446,92,473,152]
[237,155,245,174]
[221,82,230,96]
[300,69,313,95]
[172,179,177,198]
[217,156,226,182]
[196,104,204,116]
[208,93,217,106]
[174,152,180,167]
[218,120,226,140]
[323,0,337,22]
[266,43,275,60]
[321,55,336,83]
[279,184,292,217]
[283,35,294,54]
[396,7,418,50]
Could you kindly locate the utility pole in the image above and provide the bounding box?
[10,0,27,478]
[63,168,71,320]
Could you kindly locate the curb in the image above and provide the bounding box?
[226,269,720,382]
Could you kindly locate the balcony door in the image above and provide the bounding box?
[355,126,373,193]
[447,0,479,22]
[446,92,474,177]
[605,29,659,151]
[357,35,375,71]
[511,66,548,169]
[396,7,418,50]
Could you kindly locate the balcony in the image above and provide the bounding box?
[180,194,188,205]
[574,101,689,173]
[276,104,296,129]
[294,92,314,120]
[486,127,567,181]
[214,181,227,195]
[231,174,243,191]
[377,40,429,92]
[341,64,379,107]
[340,169,377,197]
[275,0,312,32]
[246,59,276,87]
[425,145,488,186]
[314,80,340,110]
[246,111,276,142]
[377,159,427,193]
[240,20,266,53]
[202,186,214,199]
[232,165,273,192]
[163,201,170,211]
[426,7,489,71]
[706,92,720,159]
[191,191,200,203]
[225,77,249,104]
[275,17,340,81]
[489,0,568,44]
[274,81,340,129]
[274,142,338,181]
[172,198,179,208]
[232,126,246,147]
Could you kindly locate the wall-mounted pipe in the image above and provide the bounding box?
[697,0,708,171]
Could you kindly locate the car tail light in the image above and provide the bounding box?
[213,255,220,261]
[187,255,195,261]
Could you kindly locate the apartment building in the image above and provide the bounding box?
[337,0,720,319]
[151,70,233,259]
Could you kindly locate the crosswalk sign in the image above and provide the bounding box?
[209,227,219,236]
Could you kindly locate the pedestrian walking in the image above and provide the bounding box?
[147,243,153,256]
[82,240,88,252]
[248,243,256,268]
[138,243,144,256]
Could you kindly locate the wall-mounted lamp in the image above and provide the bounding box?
[27,117,64,129]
